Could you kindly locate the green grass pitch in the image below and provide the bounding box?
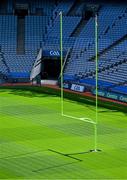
[0,88,127,179]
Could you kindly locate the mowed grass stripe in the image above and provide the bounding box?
[0,89,127,179]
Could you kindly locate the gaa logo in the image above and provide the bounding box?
[50,51,60,56]
[71,84,85,92]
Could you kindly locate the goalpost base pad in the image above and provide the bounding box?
[90,149,102,153]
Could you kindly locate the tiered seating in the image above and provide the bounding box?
[43,14,81,52]
[64,6,127,78]
[0,15,17,52]
[52,0,74,16]
[46,16,81,38]
[43,37,75,51]
[0,49,9,75]
[68,6,126,61]
[0,1,127,96]
[84,6,127,61]
[25,16,49,50]
[30,0,55,15]
[4,51,36,74]
[0,15,37,77]
[63,5,127,95]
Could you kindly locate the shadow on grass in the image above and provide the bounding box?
[63,98,127,116]
[99,109,127,116]
[1,87,127,116]
[7,89,58,98]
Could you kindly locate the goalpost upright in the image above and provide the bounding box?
[59,11,99,152]
[94,13,98,152]
[60,11,64,116]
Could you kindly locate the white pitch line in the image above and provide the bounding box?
[62,114,96,125]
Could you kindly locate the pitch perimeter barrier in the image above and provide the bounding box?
[92,89,127,103]
[0,85,126,112]
[62,82,127,103]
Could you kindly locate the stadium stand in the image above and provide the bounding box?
[0,47,9,75]
[0,0,127,98]
[25,15,49,50]
[63,4,127,96]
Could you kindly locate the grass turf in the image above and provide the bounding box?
[0,88,127,179]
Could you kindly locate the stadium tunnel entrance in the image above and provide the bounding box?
[41,50,67,81]
[41,58,61,80]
